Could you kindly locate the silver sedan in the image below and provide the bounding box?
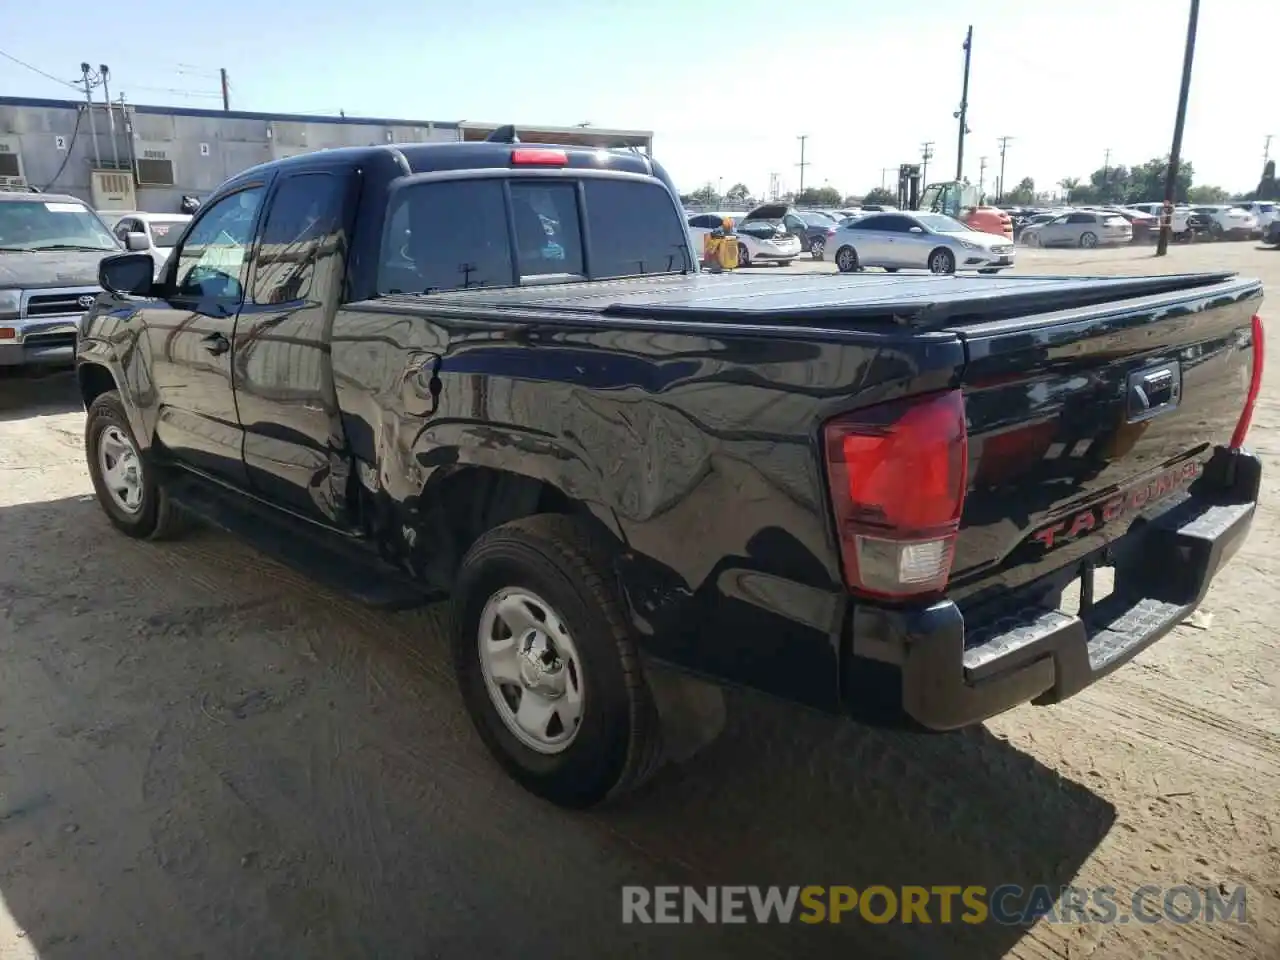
[826,212,1016,274]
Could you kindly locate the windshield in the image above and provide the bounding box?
[0,200,119,251]
[914,213,969,233]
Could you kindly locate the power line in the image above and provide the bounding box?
[0,47,82,90]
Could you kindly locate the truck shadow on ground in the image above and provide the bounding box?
[0,369,81,421]
[0,494,1116,960]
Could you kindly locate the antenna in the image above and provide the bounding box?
[485,125,520,144]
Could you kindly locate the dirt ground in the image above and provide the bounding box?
[1,242,1277,960]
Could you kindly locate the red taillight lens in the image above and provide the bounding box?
[1230,313,1264,450]
[824,390,969,599]
[826,227,837,236]
[511,148,567,166]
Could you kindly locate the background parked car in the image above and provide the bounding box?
[102,211,192,276]
[737,203,829,255]
[685,212,801,266]
[1100,207,1159,243]
[1229,201,1277,235]
[1192,205,1258,239]
[1020,210,1132,248]
[826,211,1015,274]
[1013,211,1058,241]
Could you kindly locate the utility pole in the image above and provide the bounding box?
[1102,147,1111,202]
[79,63,102,168]
[1157,0,1199,257]
[1265,135,1274,165]
[954,25,973,181]
[99,64,120,170]
[220,67,230,112]
[921,141,935,185]
[996,135,1011,202]
[796,135,810,197]
[978,156,988,197]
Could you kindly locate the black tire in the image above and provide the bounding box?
[884,267,900,273]
[834,245,859,273]
[737,243,751,267]
[1079,231,1098,249]
[85,390,189,540]
[928,247,956,274]
[452,514,663,808]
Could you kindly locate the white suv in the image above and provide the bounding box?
[1231,201,1277,234]
[1191,205,1259,239]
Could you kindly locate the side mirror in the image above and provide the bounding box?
[909,226,925,234]
[125,231,151,252]
[99,252,156,296]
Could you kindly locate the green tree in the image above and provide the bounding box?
[683,184,719,207]
[1089,164,1130,204]
[724,182,752,204]
[1188,184,1230,203]
[1058,177,1081,201]
[796,185,842,206]
[1003,177,1036,205]
[1125,157,1194,203]
[861,187,896,206]
[1257,160,1278,201]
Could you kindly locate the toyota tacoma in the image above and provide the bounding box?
[75,133,1264,807]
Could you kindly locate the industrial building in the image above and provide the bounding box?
[0,95,654,213]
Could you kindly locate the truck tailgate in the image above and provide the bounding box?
[945,278,1262,608]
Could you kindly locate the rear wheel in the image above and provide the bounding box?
[85,390,189,540]
[1079,231,1098,248]
[928,248,956,274]
[809,236,826,260]
[834,245,859,273]
[737,243,751,267]
[452,515,663,808]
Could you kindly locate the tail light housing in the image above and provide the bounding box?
[511,148,567,166]
[823,390,969,599]
[1229,313,1264,450]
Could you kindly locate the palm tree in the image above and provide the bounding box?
[1058,177,1080,203]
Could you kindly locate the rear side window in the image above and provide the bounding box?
[253,172,347,305]
[379,180,513,294]
[583,179,692,278]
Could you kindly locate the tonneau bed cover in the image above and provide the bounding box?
[388,270,1249,329]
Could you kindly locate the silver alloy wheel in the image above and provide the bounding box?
[1080,231,1098,248]
[930,250,953,273]
[478,587,584,754]
[836,247,856,272]
[810,237,825,260]
[737,243,749,267]
[98,425,144,514]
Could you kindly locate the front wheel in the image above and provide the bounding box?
[928,248,956,274]
[452,515,663,808]
[834,245,859,273]
[809,237,826,260]
[85,390,189,540]
[737,243,751,267]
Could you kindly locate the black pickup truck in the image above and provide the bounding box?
[76,135,1264,807]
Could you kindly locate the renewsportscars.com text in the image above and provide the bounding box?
[621,884,1248,926]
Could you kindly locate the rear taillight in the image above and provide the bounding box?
[823,390,969,599]
[1230,314,1264,450]
[826,227,837,236]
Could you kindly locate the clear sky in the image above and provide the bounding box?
[2,0,1275,199]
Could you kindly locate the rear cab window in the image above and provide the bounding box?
[377,174,691,296]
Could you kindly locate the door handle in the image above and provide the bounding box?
[202,332,231,356]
